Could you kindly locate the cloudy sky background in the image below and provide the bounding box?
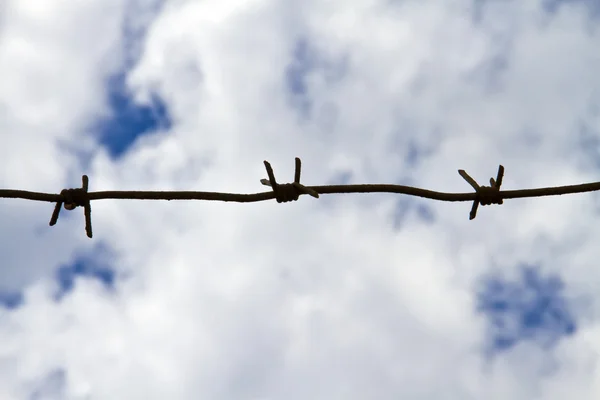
[1,0,600,398]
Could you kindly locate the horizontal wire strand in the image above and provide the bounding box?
[2,158,599,238]
[2,181,600,203]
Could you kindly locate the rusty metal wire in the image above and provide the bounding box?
[1,157,600,238]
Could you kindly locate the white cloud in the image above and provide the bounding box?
[0,0,127,292]
[1,0,600,398]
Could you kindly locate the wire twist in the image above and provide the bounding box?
[260,157,319,203]
[458,165,504,220]
[49,175,93,238]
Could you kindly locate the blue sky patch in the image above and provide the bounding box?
[402,137,438,169]
[29,368,66,400]
[542,0,600,15]
[477,265,576,354]
[53,246,117,301]
[286,39,313,96]
[473,0,600,19]
[0,290,24,310]
[284,37,348,120]
[285,39,317,118]
[392,196,436,229]
[576,117,600,170]
[122,0,167,70]
[93,73,172,159]
[464,49,511,95]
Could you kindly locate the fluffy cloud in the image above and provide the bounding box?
[1,0,600,399]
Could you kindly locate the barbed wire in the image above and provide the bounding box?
[1,157,600,238]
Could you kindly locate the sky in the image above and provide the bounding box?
[1,0,600,398]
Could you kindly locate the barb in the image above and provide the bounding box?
[260,157,319,202]
[2,158,600,238]
[458,165,504,220]
[49,175,93,238]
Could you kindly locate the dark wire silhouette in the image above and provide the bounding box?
[1,158,599,238]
